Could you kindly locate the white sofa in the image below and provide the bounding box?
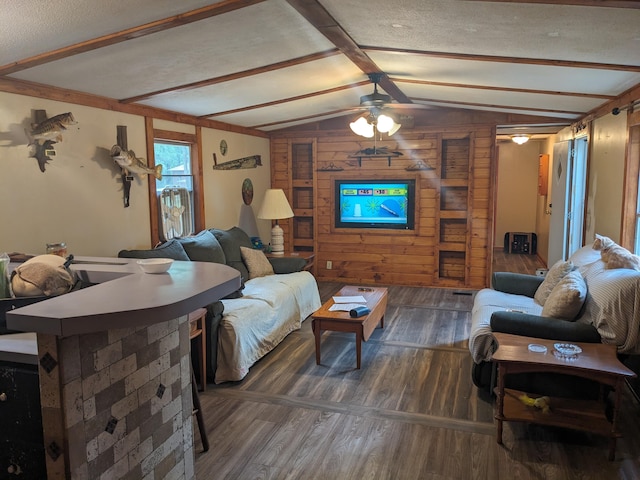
[216,271,320,383]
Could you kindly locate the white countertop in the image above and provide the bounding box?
[5,256,241,337]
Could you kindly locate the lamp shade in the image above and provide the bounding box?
[257,189,294,220]
[511,135,530,145]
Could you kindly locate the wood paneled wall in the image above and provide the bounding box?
[270,120,495,289]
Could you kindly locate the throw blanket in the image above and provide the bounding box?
[216,271,321,383]
[579,259,640,354]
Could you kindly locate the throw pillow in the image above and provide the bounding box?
[541,270,587,321]
[593,234,640,271]
[117,239,190,261]
[534,260,575,306]
[240,246,274,279]
[209,227,254,282]
[177,230,226,264]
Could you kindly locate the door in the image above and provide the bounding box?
[548,141,571,265]
[567,136,588,256]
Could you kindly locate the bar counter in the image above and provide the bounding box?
[2,256,241,479]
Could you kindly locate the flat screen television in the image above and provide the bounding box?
[335,179,415,230]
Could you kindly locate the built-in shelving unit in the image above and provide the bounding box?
[436,135,472,284]
[289,140,316,253]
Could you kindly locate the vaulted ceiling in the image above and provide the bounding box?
[2,0,640,139]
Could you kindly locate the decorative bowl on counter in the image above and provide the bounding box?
[136,258,173,274]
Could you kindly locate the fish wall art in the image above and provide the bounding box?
[26,111,77,172]
[212,154,262,170]
[110,145,162,180]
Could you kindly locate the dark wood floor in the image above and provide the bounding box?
[193,252,640,479]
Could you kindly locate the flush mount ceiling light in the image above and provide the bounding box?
[350,108,401,138]
[511,135,530,145]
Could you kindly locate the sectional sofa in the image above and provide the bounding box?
[470,238,640,397]
[119,227,321,383]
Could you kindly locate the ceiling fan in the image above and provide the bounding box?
[350,73,428,138]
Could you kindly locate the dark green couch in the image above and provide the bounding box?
[118,226,307,383]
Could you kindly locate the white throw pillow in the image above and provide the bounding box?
[534,260,575,306]
[240,246,274,279]
[541,270,587,321]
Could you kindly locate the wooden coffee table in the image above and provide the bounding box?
[492,332,636,460]
[311,286,388,369]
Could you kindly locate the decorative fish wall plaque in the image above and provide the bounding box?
[212,154,262,170]
[110,145,162,180]
[26,111,77,172]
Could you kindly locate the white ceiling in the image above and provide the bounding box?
[2,0,640,136]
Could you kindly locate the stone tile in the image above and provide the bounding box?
[108,326,137,344]
[111,391,139,420]
[84,396,96,421]
[97,415,126,455]
[122,329,149,357]
[139,410,163,443]
[184,445,195,480]
[66,419,88,474]
[60,335,81,383]
[137,379,160,407]
[154,450,177,480]
[149,352,171,380]
[79,332,109,358]
[63,377,84,429]
[180,354,191,390]
[162,395,182,425]
[140,443,166,477]
[84,409,113,442]
[87,437,99,462]
[109,353,137,384]
[128,436,153,470]
[95,379,125,414]
[160,363,180,392]
[159,330,180,356]
[114,427,140,463]
[94,341,123,372]
[125,365,150,396]
[100,456,129,480]
[82,368,111,398]
[136,342,160,371]
[147,321,171,344]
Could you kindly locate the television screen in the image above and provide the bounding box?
[335,179,415,230]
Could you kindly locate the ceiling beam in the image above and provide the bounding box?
[393,78,615,100]
[201,80,370,118]
[411,96,583,116]
[0,77,268,137]
[121,49,340,103]
[0,0,266,76]
[285,0,413,104]
[484,0,640,8]
[363,46,640,73]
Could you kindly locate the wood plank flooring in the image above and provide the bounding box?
[193,254,640,480]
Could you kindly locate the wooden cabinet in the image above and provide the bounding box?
[289,140,316,254]
[0,360,46,478]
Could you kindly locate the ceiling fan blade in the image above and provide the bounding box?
[384,103,431,111]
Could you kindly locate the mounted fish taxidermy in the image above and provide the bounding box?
[212,154,261,170]
[110,145,162,180]
[26,111,77,172]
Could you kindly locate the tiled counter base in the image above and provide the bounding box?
[38,315,195,479]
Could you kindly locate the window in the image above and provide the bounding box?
[155,141,195,240]
[148,126,203,245]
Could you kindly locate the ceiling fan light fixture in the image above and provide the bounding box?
[376,113,395,133]
[511,135,530,145]
[350,115,374,138]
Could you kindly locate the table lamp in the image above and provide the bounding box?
[257,188,294,255]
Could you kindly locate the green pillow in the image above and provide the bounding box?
[118,239,190,261]
[177,230,226,264]
[209,227,253,281]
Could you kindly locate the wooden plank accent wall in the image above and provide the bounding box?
[270,122,495,289]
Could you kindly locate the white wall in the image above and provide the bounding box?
[589,112,627,242]
[495,140,542,250]
[0,91,271,256]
